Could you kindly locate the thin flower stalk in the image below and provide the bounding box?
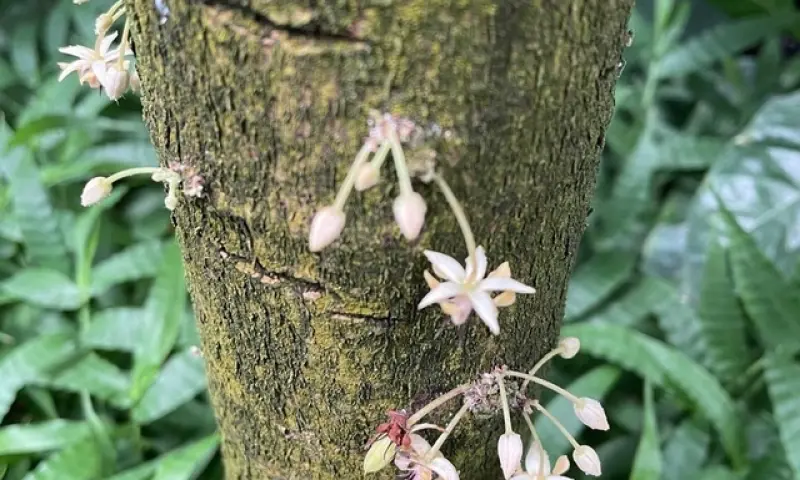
[505,371,582,405]
[432,173,478,278]
[424,402,472,460]
[407,384,471,426]
[532,402,580,450]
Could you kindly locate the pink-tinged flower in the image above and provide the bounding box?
[393,192,427,241]
[57,32,131,86]
[80,177,112,206]
[572,445,601,476]
[308,206,346,252]
[355,163,380,191]
[395,434,459,480]
[418,247,535,334]
[93,61,129,101]
[497,432,523,479]
[573,398,609,431]
[510,445,572,480]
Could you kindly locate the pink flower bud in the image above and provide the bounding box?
[94,61,129,101]
[80,177,112,206]
[497,432,523,479]
[573,445,601,476]
[574,397,609,430]
[559,337,580,359]
[393,192,427,241]
[355,163,380,191]
[552,455,570,475]
[308,206,346,252]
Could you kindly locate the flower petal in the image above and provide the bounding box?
[58,45,95,59]
[480,277,536,294]
[430,457,460,480]
[465,246,487,280]
[98,32,119,55]
[424,250,466,282]
[525,442,551,475]
[418,282,462,309]
[469,290,499,334]
[57,61,83,81]
[409,433,432,455]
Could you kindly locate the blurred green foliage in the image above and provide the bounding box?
[1,0,800,478]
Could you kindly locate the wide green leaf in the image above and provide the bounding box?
[22,435,102,480]
[132,349,207,424]
[764,355,800,478]
[536,366,621,457]
[81,307,142,352]
[91,241,166,296]
[131,242,186,402]
[45,353,130,408]
[661,419,710,480]
[1,268,82,310]
[152,434,219,480]
[562,322,746,466]
[0,420,90,456]
[565,251,636,320]
[697,239,753,382]
[739,91,800,148]
[0,334,78,421]
[630,382,661,480]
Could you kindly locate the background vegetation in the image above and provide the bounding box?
[1,0,799,478]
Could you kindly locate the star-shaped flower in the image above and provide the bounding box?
[395,434,459,480]
[510,444,572,480]
[418,246,535,334]
[57,32,131,87]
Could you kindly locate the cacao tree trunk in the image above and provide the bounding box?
[129,0,634,477]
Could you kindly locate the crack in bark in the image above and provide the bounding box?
[196,0,370,46]
[217,246,326,294]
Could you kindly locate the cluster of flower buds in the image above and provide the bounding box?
[364,337,609,479]
[309,113,428,252]
[58,0,139,101]
[80,162,204,210]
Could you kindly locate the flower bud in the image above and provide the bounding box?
[497,432,523,479]
[559,337,580,359]
[130,70,141,93]
[308,206,346,252]
[573,445,601,476]
[574,397,609,431]
[164,193,179,210]
[363,436,396,473]
[393,191,427,241]
[524,442,550,475]
[355,163,380,191]
[80,177,112,206]
[94,61,129,101]
[552,455,570,475]
[95,13,113,34]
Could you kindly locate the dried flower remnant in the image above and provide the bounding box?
[363,339,608,478]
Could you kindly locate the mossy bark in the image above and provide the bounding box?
[129,0,633,477]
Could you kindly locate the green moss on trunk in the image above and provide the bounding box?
[128,0,633,477]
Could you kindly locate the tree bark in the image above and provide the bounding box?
[129,0,633,477]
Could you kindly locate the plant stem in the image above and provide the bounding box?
[498,374,513,434]
[425,402,471,460]
[388,130,413,196]
[333,143,372,210]
[407,384,471,426]
[369,141,391,169]
[522,410,546,477]
[505,371,581,405]
[521,347,563,390]
[432,173,477,277]
[532,402,579,449]
[107,167,161,183]
[117,17,131,70]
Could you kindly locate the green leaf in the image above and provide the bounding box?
[565,251,636,320]
[0,334,78,421]
[562,322,746,466]
[1,268,82,310]
[697,239,753,383]
[739,91,800,148]
[152,434,219,480]
[41,141,157,186]
[658,15,796,79]
[724,209,800,354]
[585,276,665,326]
[629,382,661,480]
[45,353,130,408]
[0,420,90,455]
[661,419,710,480]
[91,241,166,296]
[133,349,207,424]
[764,355,800,478]
[10,25,39,86]
[81,308,142,352]
[22,435,102,480]
[536,366,621,457]
[107,462,157,480]
[649,277,707,365]
[131,242,186,402]
[0,147,69,272]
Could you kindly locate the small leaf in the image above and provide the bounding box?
[536,366,621,457]
[81,308,142,352]
[132,349,207,424]
[91,241,166,296]
[565,251,636,320]
[152,434,219,480]
[661,419,710,480]
[22,435,102,480]
[0,334,78,421]
[630,382,661,480]
[697,239,752,383]
[0,420,90,455]
[764,355,800,478]
[131,242,186,402]
[10,25,39,86]
[1,268,82,310]
[562,322,746,466]
[45,353,130,408]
